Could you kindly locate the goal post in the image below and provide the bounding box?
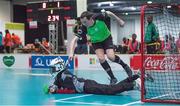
[140,4,180,104]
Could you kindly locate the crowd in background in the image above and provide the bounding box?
[156,33,180,54]
[1,31,179,54]
[114,33,180,54]
[23,37,50,54]
[0,29,22,53]
[0,28,180,55]
[0,29,50,54]
[115,33,140,54]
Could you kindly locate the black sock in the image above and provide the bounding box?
[100,60,115,79]
[113,55,127,68]
[114,55,133,77]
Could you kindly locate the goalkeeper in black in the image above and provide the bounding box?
[46,57,141,95]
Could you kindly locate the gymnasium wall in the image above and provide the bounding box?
[112,14,141,45]
[0,0,11,35]
[0,0,11,23]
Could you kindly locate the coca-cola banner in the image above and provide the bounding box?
[130,55,180,70]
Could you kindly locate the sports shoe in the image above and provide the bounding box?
[123,65,133,77]
[128,74,139,82]
[134,78,141,91]
[110,78,118,85]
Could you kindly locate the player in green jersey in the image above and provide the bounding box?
[69,10,133,84]
[145,15,159,54]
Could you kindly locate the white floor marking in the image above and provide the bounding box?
[151,91,180,99]
[52,94,93,102]
[15,72,51,76]
[53,94,143,106]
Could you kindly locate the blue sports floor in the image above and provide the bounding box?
[0,68,179,106]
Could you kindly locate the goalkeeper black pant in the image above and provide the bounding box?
[83,75,138,95]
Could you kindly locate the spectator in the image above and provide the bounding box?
[0,31,4,53]
[121,37,128,54]
[24,43,34,49]
[156,37,163,54]
[127,39,130,45]
[170,36,177,54]
[4,29,12,53]
[42,38,49,48]
[144,16,159,54]
[176,33,180,53]
[11,33,22,51]
[33,39,41,53]
[128,33,140,54]
[41,37,50,54]
[22,43,35,53]
[163,35,171,54]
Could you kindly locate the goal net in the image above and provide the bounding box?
[140,4,180,104]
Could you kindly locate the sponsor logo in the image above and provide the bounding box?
[144,56,180,70]
[3,56,15,67]
[89,58,96,64]
[34,57,51,67]
[31,56,74,69]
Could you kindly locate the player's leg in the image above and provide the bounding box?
[108,74,141,94]
[104,36,133,77]
[84,79,125,95]
[94,48,117,84]
[106,49,133,77]
[84,75,139,95]
[111,74,140,93]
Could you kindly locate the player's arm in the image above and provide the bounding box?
[69,36,79,60]
[48,84,76,94]
[105,11,125,27]
[49,71,77,94]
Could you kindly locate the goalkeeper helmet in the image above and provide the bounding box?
[49,57,65,77]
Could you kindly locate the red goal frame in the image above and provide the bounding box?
[140,4,180,104]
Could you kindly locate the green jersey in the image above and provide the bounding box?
[145,22,159,43]
[87,20,111,43]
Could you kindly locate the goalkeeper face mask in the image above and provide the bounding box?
[49,57,65,78]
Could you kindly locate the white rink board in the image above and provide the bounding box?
[75,54,132,71]
[0,54,31,69]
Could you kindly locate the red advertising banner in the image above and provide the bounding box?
[130,55,180,70]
